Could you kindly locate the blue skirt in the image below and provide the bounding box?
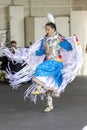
[34,60,63,87]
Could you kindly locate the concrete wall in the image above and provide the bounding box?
[0,0,87,30]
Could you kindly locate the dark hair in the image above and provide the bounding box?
[45,22,56,31]
[10,40,17,45]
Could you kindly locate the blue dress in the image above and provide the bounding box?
[34,32,72,87]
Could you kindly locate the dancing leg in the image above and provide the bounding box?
[44,91,53,112]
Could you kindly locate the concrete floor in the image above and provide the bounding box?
[0,76,87,130]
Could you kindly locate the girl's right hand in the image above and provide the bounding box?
[58,35,65,42]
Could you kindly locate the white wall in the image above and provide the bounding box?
[25,16,69,46]
[8,6,25,47]
[71,11,87,75]
[0,0,87,31]
[0,0,87,43]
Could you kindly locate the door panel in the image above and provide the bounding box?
[71,11,87,75]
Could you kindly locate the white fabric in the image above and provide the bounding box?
[82,126,87,130]
[24,35,83,102]
[4,38,45,89]
[0,36,83,98]
[27,36,83,98]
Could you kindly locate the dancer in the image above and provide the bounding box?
[1,14,83,112]
[24,20,83,112]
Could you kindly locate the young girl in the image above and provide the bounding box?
[2,20,82,112]
[25,22,73,112]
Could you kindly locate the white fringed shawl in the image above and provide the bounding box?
[1,36,83,95]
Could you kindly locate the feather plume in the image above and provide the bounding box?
[47,13,55,23]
